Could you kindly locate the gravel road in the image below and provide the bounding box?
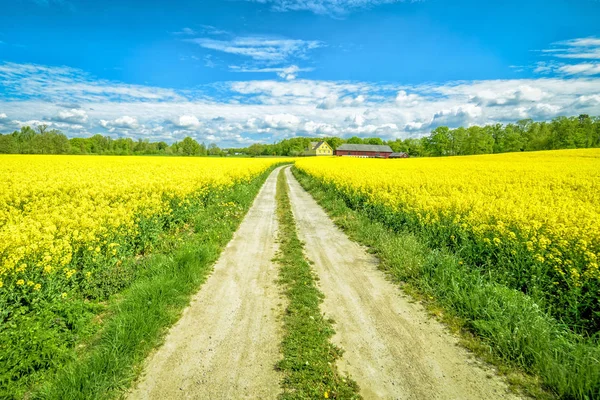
[285,166,520,400]
[129,166,285,400]
[129,165,521,400]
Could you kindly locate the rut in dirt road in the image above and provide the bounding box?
[284,167,521,400]
[129,167,284,400]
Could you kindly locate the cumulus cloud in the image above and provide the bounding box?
[100,116,139,130]
[1,62,600,146]
[342,94,365,106]
[430,104,483,128]
[471,85,546,106]
[50,108,88,124]
[575,94,600,107]
[317,95,338,109]
[262,113,301,129]
[172,115,202,129]
[395,90,420,106]
[346,113,365,127]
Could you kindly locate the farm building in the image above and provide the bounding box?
[303,141,333,156]
[389,152,409,158]
[335,144,393,158]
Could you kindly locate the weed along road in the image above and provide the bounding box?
[131,165,519,400]
[129,166,285,400]
[284,167,520,400]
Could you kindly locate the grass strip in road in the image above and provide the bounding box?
[275,168,361,400]
[291,166,600,400]
[27,166,282,400]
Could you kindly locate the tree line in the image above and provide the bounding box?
[0,125,227,156]
[239,115,600,157]
[1,115,598,157]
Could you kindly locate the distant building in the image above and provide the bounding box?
[335,144,393,158]
[303,141,333,156]
[389,152,409,158]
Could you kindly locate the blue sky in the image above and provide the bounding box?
[1,0,599,146]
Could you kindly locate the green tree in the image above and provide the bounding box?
[346,136,363,144]
[325,137,344,150]
[0,134,17,153]
[180,137,201,156]
[208,143,222,156]
[425,126,451,156]
[366,137,384,145]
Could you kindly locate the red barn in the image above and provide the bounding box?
[335,144,394,158]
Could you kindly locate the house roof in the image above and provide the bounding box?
[309,141,329,150]
[336,144,393,152]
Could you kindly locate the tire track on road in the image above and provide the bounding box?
[129,166,284,400]
[285,166,520,400]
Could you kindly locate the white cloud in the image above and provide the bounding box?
[100,116,139,130]
[317,95,338,109]
[187,36,322,63]
[546,37,600,59]
[535,37,600,76]
[1,62,600,145]
[173,115,202,129]
[346,113,365,127]
[575,94,600,107]
[262,113,301,129]
[0,62,184,102]
[51,108,88,124]
[395,90,420,106]
[343,94,365,106]
[557,63,600,76]
[470,85,546,106]
[0,113,7,119]
[245,0,413,15]
[430,104,483,127]
[229,64,313,80]
[230,79,376,105]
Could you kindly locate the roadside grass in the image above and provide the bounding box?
[292,167,600,400]
[14,166,282,399]
[275,168,361,400]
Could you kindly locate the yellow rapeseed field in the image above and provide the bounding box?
[0,155,282,291]
[296,149,600,326]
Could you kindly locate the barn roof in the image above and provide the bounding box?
[336,144,393,152]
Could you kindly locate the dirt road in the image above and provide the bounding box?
[284,167,520,400]
[129,167,284,400]
[130,165,520,400]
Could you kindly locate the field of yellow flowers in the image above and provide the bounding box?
[0,155,286,396]
[296,149,600,332]
[0,155,282,301]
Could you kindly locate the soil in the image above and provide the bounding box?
[129,166,285,400]
[284,166,521,400]
[130,165,522,400]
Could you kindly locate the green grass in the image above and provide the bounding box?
[292,166,600,400]
[275,168,361,400]
[0,165,282,399]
